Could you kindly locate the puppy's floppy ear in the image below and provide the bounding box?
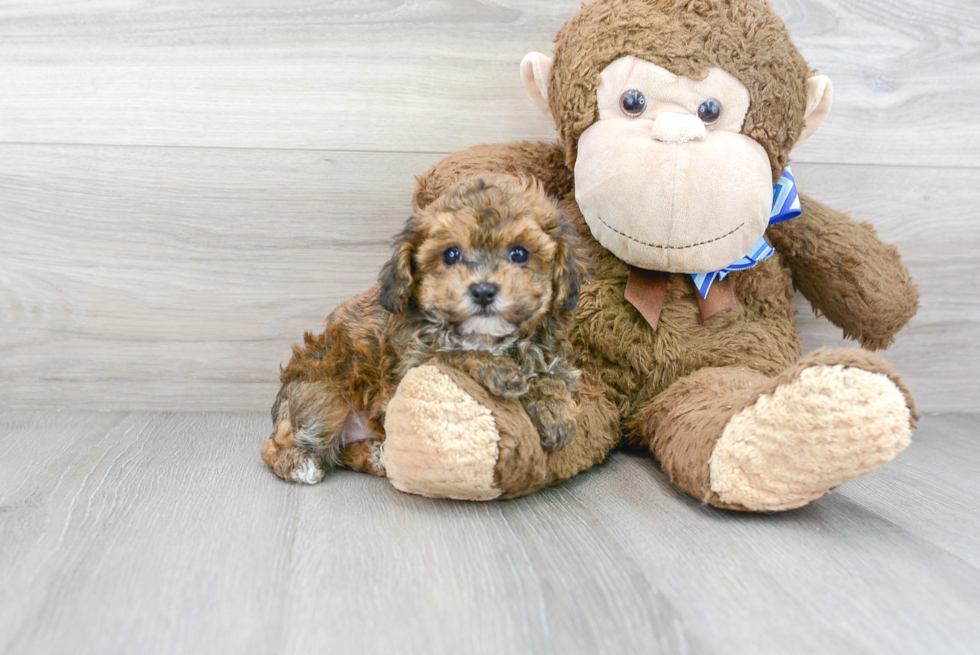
[551,215,591,313]
[378,216,418,313]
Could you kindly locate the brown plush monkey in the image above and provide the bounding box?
[373,0,920,510]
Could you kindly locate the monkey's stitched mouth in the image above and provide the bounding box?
[595,215,745,250]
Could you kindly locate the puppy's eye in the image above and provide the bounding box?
[619,89,647,117]
[697,98,722,124]
[443,247,462,266]
[508,246,530,265]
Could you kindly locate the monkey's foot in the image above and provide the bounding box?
[382,363,624,502]
[383,365,504,500]
[708,362,913,511]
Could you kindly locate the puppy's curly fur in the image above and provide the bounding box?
[261,176,592,484]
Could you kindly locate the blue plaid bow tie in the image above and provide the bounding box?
[691,166,802,299]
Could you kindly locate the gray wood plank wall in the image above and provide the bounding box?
[1,0,978,412]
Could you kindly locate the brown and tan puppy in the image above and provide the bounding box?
[261,176,590,484]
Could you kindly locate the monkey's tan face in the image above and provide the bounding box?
[413,210,558,341]
[574,56,774,273]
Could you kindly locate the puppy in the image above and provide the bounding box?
[261,175,591,484]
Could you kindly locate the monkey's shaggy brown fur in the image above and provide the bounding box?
[549,0,812,177]
[262,176,590,481]
[401,0,919,504]
[265,0,920,507]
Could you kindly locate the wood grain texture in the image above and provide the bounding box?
[0,0,977,167]
[2,145,976,411]
[0,410,977,655]
[0,144,442,410]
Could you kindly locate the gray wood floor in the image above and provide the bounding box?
[1,411,977,655]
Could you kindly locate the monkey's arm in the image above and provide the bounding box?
[766,192,918,350]
[414,141,572,210]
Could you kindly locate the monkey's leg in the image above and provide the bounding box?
[382,363,620,500]
[629,350,917,511]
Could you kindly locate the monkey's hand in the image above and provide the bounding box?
[522,376,577,452]
[767,192,919,351]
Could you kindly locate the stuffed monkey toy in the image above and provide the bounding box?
[272,0,920,511]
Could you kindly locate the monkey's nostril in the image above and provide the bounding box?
[470,282,499,308]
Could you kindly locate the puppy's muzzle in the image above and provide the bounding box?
[469,282,499,309]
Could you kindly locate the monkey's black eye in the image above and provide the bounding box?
[697,98,722,124]
[619,89,647,117]
[443,247,463,266]
[508,246,530,265]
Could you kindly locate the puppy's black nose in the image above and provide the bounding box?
[469,282,499,308]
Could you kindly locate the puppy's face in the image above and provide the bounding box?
[414,205,557,339]
[379,177,588,341]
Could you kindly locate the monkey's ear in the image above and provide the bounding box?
[378,217,418,314]
[552,218,591,313]
[796,75,834,148]
[520,52,554,118]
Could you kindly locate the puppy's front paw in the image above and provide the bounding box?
[525,399,576,452]
[475,364,530,398]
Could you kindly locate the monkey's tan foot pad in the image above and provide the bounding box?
[261,439,325,485]
[383,365,504,501]
[708,365,912,512]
